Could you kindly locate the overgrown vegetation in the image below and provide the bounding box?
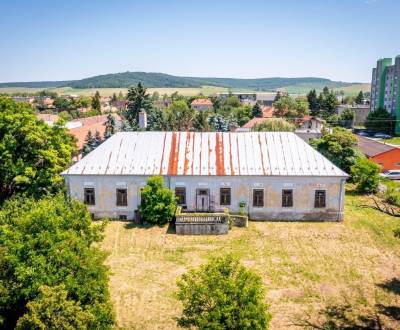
[0,194,114,329]
[0,97,76,202]
[253,118,296,132]
[139,176,177,225]
[176,254,270,329]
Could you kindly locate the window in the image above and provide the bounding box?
[175,187,186,205]
[253,189,264,207]
[84,188,95,205]
[314,190,326,208]
[119,214,127,220]
[282,189,293,207]
[220,188,231,206]
[116,188,127,206]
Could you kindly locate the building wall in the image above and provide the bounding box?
[64,175,346,222]
[191,104,212,111]
[370,148,400,171]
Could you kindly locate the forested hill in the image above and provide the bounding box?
[0,71,355,90]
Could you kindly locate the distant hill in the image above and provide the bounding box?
[0,71,359,91]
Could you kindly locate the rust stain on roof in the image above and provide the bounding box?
[184,132,191,175]
[159,132,167,175]
[216,133,225,175]
[168,132,179,175]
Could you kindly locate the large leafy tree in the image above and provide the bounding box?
[125,83,152,128]
[177,254,271,330]
[365,107,394,134]
[15,285,94,330]
[231,106,252,126]
[273,95,309,118]
[165,100,195,131]
[350,157,380,193]
[0,97,76,203]
[193,110,211,131]
[0,194,114,329]
[310,127,359,174]
[139,176,177,225]
[253,118,295,132]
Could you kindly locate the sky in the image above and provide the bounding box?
[0,0,399,83]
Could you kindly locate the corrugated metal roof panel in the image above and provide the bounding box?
[62,131,348,177]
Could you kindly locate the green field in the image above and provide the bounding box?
[101,189,400,329]
[0,83,370,97]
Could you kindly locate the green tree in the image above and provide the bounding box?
[223,96,241,108]
[307,89,319,116]
[193,111,211,131]
[91,91,101,113]
[319,88,338,118]
[0,195,114,329]
[231,106,252,126]
[355,91,364,105]
[365,107,393,134]
[147,107,166,131]
[94,130,102,146]
[310,127,359,174]
[0,97,76,203]
[177,254,271,330]
[165,100,195,131]
[253,118,296,132]
[151,91,160,101]
[139,176,177,225]
[208,113,229,132]
[252,103,263,118]
[350,157,380,193]
[15,285,94,330]
[125,83,152,128]
[273,95,309,118]
[103,112,116,139]
[111,93,117,103]
[339,108,355,128]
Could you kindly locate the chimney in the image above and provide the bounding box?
[139,111,147,129]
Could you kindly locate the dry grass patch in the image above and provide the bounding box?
[101,193,400,329]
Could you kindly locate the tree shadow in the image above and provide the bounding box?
[166,221,176,234]
[124,221,154,230]
[377,278,400,295]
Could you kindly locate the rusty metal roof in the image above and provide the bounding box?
[62,132,348,177]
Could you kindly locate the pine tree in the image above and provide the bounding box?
[251,103,263,118]
[355,91,364,105]
[125,83,152,128]
[82,131,96,156]
[307,89,319,116]
[92,91,101,113]
[103,112,116,139]
[111,93,117,103]
[94,130,102,146]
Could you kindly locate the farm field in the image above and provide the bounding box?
[0,83,370,97]
[101,190,400,330]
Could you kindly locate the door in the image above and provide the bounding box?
[196,189,209,212]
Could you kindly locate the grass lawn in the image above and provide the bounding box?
[101,190,400,329]
[383,137,400,146]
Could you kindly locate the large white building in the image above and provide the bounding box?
[62,132,348,221]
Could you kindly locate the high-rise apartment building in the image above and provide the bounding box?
[371,56,400,133]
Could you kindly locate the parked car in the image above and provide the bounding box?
[374,132,392,139]
[380,170,400,180]
[357,131,370,137]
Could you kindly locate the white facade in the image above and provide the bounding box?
[62,132,348,222]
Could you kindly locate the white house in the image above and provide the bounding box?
[190,99,213,111]
[62,132,348,221]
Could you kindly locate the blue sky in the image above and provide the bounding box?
[0,0,399,83]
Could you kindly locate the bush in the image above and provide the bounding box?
[384,187,400,207]
[0,194,114,329]
[253,118,296,132]
[139,176,177,225]
[350,157,380,193]
[176,254,271,329]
